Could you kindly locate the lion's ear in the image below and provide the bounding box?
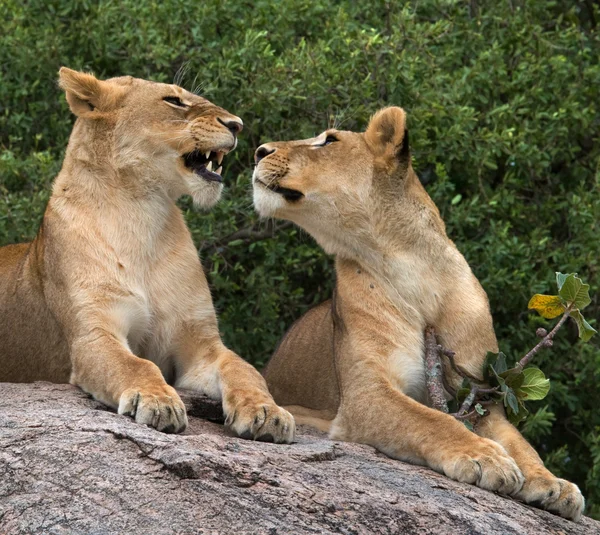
[58,67,113,118]
[364,107,409,161]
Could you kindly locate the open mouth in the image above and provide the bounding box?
[182,150,226,183]
[256,179,303,202]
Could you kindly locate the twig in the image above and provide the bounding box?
[457,385,478,416]
[451,409,477,421]
[424,326,449,413]
[429,304,575,427]
[441,347,483,383]
[516,306,572,370]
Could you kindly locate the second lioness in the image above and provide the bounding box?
[252,107,584,519]
[0,68,294,443]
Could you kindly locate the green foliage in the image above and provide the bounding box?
[1,0,599,517]
[478,273,594,426]
[529,272,597,340]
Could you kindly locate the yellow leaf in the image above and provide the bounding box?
[528,294,565,319]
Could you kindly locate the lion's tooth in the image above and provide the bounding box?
[217,152,224,165]
[206,161,213,172]
[216,166,222,175]
[205,151,211,159]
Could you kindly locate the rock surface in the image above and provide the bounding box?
[0,382,599,535]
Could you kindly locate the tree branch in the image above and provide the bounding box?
[516,306,572,370]
[424,326,449,413]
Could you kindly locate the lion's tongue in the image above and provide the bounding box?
[196,165,223,183]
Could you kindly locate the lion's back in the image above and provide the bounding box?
[0,241,70,383]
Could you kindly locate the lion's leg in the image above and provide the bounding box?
[282,405,334,433]
[70,328,187,433]
[437,291,585,520]
[330,333,524,496]
[174,327,295,444]
[476,404,584,520]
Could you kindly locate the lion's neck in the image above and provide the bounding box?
[49,129,182,260]
[335,175,456,272]
[55,121,177,201]
[331,174,472,322]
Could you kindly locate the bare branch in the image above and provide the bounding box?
[440,346,483,383]
[424,326,449,413]
[516,306,572,370]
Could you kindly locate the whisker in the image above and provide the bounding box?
[174,62,190,87]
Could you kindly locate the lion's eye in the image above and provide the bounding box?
[163,96,187,108]
[322,134,338,146]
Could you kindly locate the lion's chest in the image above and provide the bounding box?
[112,239,213,373]
[387,346,427,403]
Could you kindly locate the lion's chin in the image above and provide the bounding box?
[252,186,287,218]
[185,174,223,209]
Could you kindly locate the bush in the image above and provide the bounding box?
[1,0,599,517]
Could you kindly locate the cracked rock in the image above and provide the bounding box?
[0,382,599,535]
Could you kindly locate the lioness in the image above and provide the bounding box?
[252,107,584,519]
[0,68,294,442]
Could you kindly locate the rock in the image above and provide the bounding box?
[0,382,598,535]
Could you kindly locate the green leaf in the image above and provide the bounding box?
[527,294,566,319]
[519,367,551,401]
[507,402,529,426]
[475,403,486,416]
[492,352,508,375]
[503,369,525,390]
[483,351,498,382]
[558,273,592,310]
[570,310,597,342]
[463,420,474,432]
[555,272,569,292]
[503,386,520,414]
[451,194,462,205]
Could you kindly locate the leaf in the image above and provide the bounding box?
[483,351,498,382]
[507,402,529,426]
[558,273,592,310]
[451,194,462,205]
[570,310,597,342]
[519,367,551,400]
[475,403,486,416]
[555,272,569,292]
[527,294,566,319]
[503,386,520,414]
[492,352,508,375]
[463,420,474,432]
[503,369,525,390]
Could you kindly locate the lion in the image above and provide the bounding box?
[0,68,294,443]
[251,106,584,519]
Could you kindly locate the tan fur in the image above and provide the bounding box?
[252,107,584,519]
[0,68,294,443]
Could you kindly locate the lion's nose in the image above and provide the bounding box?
[255,145,276,164]
[218,117,243,136]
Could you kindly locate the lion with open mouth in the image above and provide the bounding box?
[0,68,294,443]
[252,106,584,519]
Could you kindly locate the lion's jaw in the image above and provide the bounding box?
[56,68,242,210]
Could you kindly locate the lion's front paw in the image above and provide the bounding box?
[517,473,584,521]
[445,438,524,495]
[118,385,188,433]
[224,400,295,444]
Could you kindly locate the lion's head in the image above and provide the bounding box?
[251,107,438,258]
[58,67,242,208]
